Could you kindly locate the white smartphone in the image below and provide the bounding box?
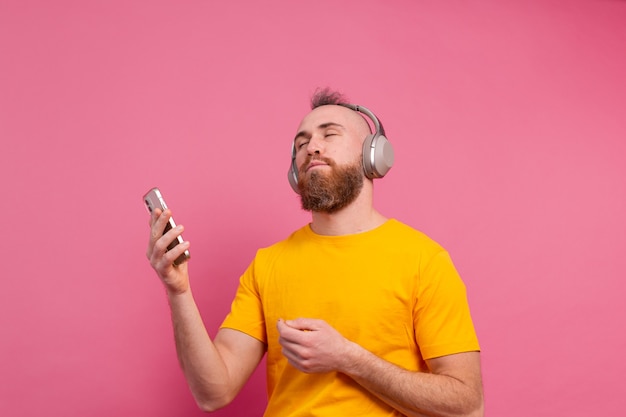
[143,187,190,266]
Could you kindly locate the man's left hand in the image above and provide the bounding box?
[277,318,354,374]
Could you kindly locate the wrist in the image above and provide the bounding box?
[165,283,191,299]
[339,340,367,376]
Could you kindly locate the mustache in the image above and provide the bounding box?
[299,155,335,173]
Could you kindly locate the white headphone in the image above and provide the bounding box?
[287,103,395,194]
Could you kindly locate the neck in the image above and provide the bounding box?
[309,183,387,236]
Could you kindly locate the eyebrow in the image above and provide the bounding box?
[293,122,346,142]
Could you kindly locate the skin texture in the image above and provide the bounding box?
[146,104,484,415]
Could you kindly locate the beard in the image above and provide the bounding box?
[298,155,364,213]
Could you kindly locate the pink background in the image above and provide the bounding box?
[2,1,625,415]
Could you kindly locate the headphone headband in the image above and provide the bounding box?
[338,103,386,137]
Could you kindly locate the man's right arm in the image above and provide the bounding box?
[166,290,265,411]
[146,208,265,411]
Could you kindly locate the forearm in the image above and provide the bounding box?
[166,289,233,411]
[342,344,484,417]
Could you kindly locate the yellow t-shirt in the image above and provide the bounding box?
[221,219,480,416]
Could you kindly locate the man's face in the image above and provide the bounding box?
[292,105,371,213]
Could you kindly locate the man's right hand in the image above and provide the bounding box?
[144,208,265,412]
[146,208,191,295]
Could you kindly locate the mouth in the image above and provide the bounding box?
[306,161,328,172]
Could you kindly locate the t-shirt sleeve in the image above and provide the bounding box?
[414,250,480,360]
[220,257,268,345]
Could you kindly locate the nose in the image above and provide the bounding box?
[305,134,324,155]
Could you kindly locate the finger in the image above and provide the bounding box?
[162,239,190,266]
[156,222,191,267]
[148,219,174,265]
[278,321,314,348]
[147,209,168,259]
[152,242,189,275]
[148,207,163,226]
[146,208,164,255]
[276,319,293,338]
[277,319,289,330]
[277,319,305,336]
[277,320,296,341]
[149,209,173,247]
[152,222,184,259]
[285,318,322,331]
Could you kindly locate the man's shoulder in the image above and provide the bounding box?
[385,219,442,247]
[255,224,310,254]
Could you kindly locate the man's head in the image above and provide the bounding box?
[290,89,377,213]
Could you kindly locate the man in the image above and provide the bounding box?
[146,89,484,416]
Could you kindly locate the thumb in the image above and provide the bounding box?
[285,317,323,331]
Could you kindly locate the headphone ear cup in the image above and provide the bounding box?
[372,134,394,178]
[288,142,301,194]
[362,134,376,179]
[288,162,300,194]
[362,134,395,179]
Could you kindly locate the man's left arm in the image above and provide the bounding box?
[277,318,484,417]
